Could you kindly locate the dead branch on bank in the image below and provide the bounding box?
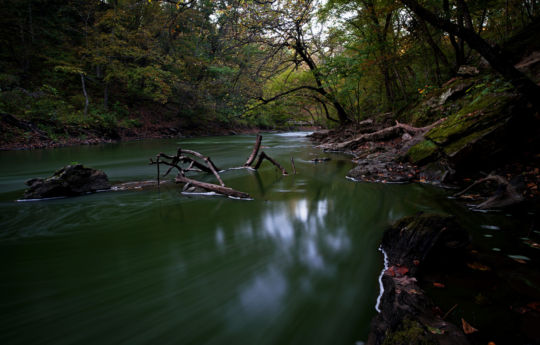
[319,118,446,151]
[149,135,290,199]
[454,174,524,209]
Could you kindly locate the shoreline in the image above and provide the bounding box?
[0,124,320,151]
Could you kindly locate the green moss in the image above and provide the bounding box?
[382,317,435,345]
[407,139,438,164]
[391,213,452,237]
[442,124,501,157]
[410,106,438,127]
[425,92,511,145]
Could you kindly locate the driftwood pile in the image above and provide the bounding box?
[149,134,290,199]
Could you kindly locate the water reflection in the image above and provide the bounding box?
[239,265,288,314]
[0,133,473,345]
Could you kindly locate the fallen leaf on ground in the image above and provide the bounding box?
[461,318,478,334]
[386,265,409,277]
[433,282,445,288]
[395,266,409,276]
[466,262,491,271]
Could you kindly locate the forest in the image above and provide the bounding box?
[1,0,538,147]
[1,1,540,345]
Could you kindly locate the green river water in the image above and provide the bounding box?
[0,132,536,345]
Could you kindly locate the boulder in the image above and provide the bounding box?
[405,91,534,183]
[367,214,470,345]
[23,164,110,199]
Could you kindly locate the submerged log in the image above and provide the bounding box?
[175,175,250,199]
[149,135,289,199]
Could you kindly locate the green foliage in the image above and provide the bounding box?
[0,73,20,90]
[0,0,537,137]
[120,118,143,128]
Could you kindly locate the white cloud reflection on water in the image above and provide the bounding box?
[229,197,352,326]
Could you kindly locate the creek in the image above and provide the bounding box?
[0,132,536,345]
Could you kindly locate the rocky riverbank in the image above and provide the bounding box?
[367,214,470,345]
[309,70,540,210]
[309,67,540,345]
[368,213,540,345]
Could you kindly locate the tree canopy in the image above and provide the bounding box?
[0,0,538,130]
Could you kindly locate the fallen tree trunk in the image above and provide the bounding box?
[244,134,262,167]
[253,151,288,175]
[319,118,446,151]
[149,135,289,199]
[175,175,250,199]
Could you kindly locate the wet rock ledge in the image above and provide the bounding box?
[23,164,110,199]
[367,214,470,345]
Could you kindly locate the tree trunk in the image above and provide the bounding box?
[80,73,89,117]
[103,82,109,110]
[292,40,351,124]
[401,0,540,112]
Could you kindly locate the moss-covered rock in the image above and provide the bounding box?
[398,76,478,127]
[367,214,470,345]
[425,92,512,145]
[442,123,503,157]
[403,86,523,183]
[407,139,439,164]
[382,318,436,345]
